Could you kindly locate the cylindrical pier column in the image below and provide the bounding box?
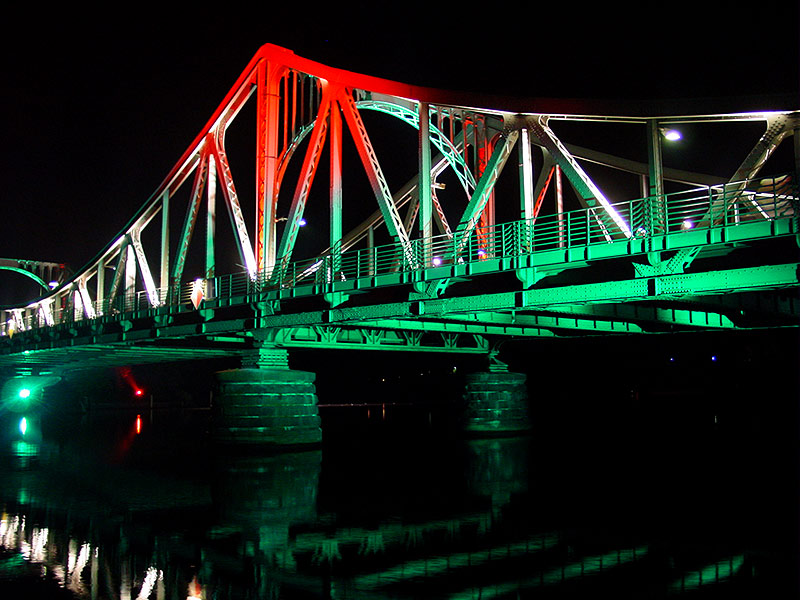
[214,348,321,446]
[462,370,530,436]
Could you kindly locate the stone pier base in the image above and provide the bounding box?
[214,358,321,446]
[462,371,531,436]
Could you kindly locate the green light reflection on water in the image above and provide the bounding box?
[670,554,744,590]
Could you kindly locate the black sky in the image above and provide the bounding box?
[0,5,797,273]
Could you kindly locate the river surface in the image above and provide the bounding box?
[0,353,797,599]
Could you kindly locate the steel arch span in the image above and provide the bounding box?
[0,44,798,369]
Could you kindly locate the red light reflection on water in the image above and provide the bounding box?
[112,414,143,462]
[187,575,204,599]
[118,367,145,399]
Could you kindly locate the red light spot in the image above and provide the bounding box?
[135,414,142,434]
[135,389,143,396]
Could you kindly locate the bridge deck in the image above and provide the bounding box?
[1,177,797,371]
[0,44,797,371]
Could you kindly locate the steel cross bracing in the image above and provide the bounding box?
[0,44,798,368]
[0,259,70,294]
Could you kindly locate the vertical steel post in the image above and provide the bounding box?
[646,119,665,235]
[419,102,432,265]
[638,173,648,233]
[556,165,564,248]
[125,245,136,311]
[275,86,332,270]
[256,60,282,277]
[160,191,169,301]
[519,127,534,220]
[368,226,375,276]
[97,257,105,312]
[206,155,217,287]
[519,127,534,255]
[330,103,343,274]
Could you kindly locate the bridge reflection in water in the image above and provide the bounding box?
[0,373,795,599]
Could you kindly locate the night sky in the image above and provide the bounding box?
[0,5,797,274]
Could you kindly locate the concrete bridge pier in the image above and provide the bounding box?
[213,347,322,447]
[461,358,531,437]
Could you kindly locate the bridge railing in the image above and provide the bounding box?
[268,174,795,287]
[1,175,796,337]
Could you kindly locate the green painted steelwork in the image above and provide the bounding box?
[670,555,744,591]
[549,303,735,329]
[4,172,794,339]
[0,266,50,292]
[521,264,799,306]
[1,259,795,373]
[264,324,491,352]
[0,167,796,370]
[355,100,477,195]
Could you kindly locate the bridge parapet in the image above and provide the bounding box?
[0,172,795,342]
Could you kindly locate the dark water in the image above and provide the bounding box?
[0,362,797,599]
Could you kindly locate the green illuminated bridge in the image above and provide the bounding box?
[1,45,798,443]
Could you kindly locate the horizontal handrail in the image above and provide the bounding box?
[2,174,796,337]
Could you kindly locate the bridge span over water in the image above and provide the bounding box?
[0,44,797,441]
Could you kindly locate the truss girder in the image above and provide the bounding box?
[3,263,797,360]
[256,59,285,273]
[434,311,643,334]
[643,114,796,275]
[266,324,490,353]
[106,238,130,310]
[256,265,799,329]
[0,259,68,291]
[275,86,333,270]
[521,263,800,308]
[338,90,417,267]
[130,228,160,307]
[39,298,55,327]
[210,131,258,280]
[355,100,476,194]
[0,265,50,292]
[454,131,519,252]
[731,114,794,184]
[172,145,210,286]
[73,286,89,320]
[2,43,798,353]
[338,150,456,252]
[546,303,736,329]
[349,317,556,338]
[528,117,632,239]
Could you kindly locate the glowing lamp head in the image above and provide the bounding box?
[18,388,31,399]
[134,389,143,397]
[432,257,442,266]
[298,218,307,227]
[662,128,682,141]
[681,219,694,230]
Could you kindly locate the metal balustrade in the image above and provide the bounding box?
[2,175,796,337]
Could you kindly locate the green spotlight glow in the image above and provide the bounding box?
[18,388,31,399]
[19,417,27,436]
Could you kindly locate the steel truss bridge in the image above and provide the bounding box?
[1,44,798,372]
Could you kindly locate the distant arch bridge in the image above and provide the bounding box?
[0,44,797,374]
